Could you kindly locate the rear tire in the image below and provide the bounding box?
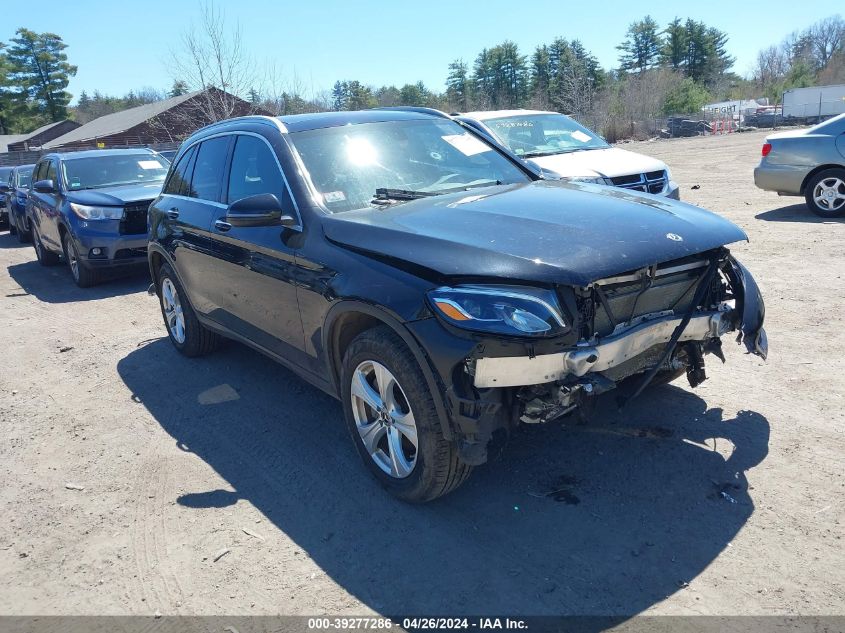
[33,228,60,266]
[63,233,99,288]
[340,326,472,502]
[157,262,220,357]
[805,168,845,218]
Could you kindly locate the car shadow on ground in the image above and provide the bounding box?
[755,202,845,223]
[118,338,769,618]
[0,229,31,249]
[6,258,150,303]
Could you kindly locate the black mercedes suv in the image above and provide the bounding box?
[147,110,767,502]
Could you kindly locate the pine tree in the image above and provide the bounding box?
[169,79,189,97]
[661,18,687,70]
[445,60,471,111]
[6,28,77,122]
[617,16,662,73]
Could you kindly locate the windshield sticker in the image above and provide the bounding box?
[138,160,164,170]
[442,134,491,156]
[571,130,592,143]
[323,191,346,203]
[492,120,534,128]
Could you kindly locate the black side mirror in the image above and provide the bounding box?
[0,184,10,193]
[226,193,297,227]
[33,179,56,194]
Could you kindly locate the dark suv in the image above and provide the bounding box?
[0,163,35,241]
[148,111,767,502]
[27,149,168,286]
[0,166,12,228]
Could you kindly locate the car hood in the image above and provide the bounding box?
[65,182,164,206]
[527,146,667,179]
[321,181,747,286]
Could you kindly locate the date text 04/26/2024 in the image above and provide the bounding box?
[307,618,528,630]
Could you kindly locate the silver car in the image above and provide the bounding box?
[754,112,845,217]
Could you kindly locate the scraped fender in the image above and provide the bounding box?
[727,256,768,360]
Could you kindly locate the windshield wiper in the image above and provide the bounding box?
[523,150,568,158]
[373,188,438,200]
[371,188,439,205]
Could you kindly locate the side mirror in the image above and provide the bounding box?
[0,184,10,193]
[226,193,297,227]
[33,179,56,194]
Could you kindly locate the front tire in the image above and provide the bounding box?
[33,228,60,266]
[341,326,472,502]
[63,233,99,288]
[805,168,845,218]
[17,216,31,243]
[157,263,220,357]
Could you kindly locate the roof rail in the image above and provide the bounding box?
[372,106,453,120]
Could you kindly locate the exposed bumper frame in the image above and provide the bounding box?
[473,309,732,388]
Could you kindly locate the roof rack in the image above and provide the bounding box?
[372,106,453,120]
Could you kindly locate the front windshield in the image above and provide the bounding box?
[16,167,33,188]
[0,168,12,184]
[287,118,530,213]
[484,113,609,157]
[62,154,169,191]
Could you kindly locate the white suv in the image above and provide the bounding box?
[457,110,680,199]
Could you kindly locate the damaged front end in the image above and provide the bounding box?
[448,248,767,437]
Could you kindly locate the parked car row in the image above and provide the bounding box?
[2,109,768,501]
[1,149,169,286]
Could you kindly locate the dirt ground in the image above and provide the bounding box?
[1,129,843,618]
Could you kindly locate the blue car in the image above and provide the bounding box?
[27,149,168,287]
[0,166,12,229]
[0,164,35,242]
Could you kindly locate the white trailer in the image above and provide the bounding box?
[782,85,845,119]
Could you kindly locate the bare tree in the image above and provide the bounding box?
[808,15,845,69]
[167,1,257,121]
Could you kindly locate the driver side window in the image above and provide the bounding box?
[227,135,291,208]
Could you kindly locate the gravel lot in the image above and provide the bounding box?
[1,129,843,617]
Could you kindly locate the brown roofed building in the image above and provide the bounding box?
[6,120,82,152]
[45,87,266,151]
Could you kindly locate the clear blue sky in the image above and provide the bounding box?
[1,0,837,103]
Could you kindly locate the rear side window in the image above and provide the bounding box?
[227,135,290,205]
[164,146,197,197]
[191,137,231,202]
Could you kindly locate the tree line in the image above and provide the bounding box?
[1,13,844,142]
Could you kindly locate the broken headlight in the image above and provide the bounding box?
[428,286,567,337]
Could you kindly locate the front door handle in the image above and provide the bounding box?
[214,219,232,232]
[167,207,179,219]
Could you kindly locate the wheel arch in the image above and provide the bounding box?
[800,164,845,195]
[323,301,454,440]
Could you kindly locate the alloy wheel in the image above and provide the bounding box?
[813,177,845,212]
[350,360,418,478]
[161,278,186,344]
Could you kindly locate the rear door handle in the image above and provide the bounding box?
[167,208,179,219]
[214,219,232,232]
